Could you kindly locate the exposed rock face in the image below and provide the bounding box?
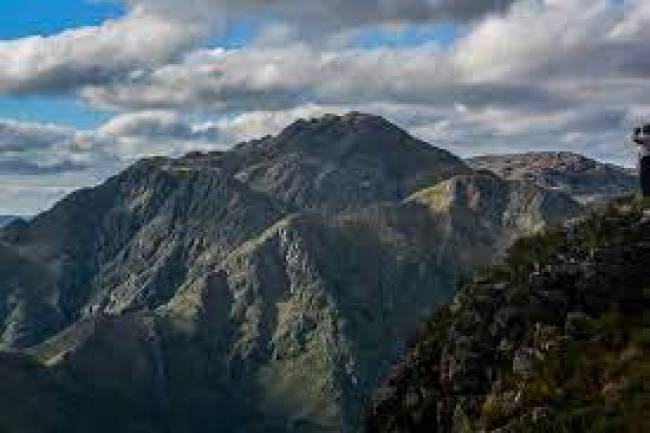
[0,114,587,432]
[367,198,649,433]
[467,152,638,203]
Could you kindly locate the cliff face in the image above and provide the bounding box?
[0,113,586,432]
[368,198,649,433]
[467,152,638,203]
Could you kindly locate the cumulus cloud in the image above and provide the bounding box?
[77,0,649,166]
[80,44,565,113]
[129,0,516,34]
[0,120,73,152]
[3,0,649,214]
[96,110,223,159]
[453,0,649,83]
[0,5,205,94]
[0,112,224,179]
[97,110,218,140]
[0,120,96,176]
[83,0,650,110]
[0,0,515,95]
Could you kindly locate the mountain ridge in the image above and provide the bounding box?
[0,113,594,432]
[467,151,637,203]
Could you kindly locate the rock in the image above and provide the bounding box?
[564,311,595,339]
[531,406,555,423]
[512,347,542,377]
[367,198,649,433]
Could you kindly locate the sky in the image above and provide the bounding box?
[0,0,649,215]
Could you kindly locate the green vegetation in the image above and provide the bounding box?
[368,197,649,433]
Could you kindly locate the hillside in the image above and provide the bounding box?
[368,197,649,432]
[0,351,159,433]
[0,113,585,432]
[467,152,637,203]
[407,170,582,252]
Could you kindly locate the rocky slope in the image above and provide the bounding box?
[0,113,585,432]
[368,198,649,432]
[467,152,637,203]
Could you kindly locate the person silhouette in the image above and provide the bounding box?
[632,124,650,198]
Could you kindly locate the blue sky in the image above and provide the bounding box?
[0,0,125,39]
[0,0,125,130]
[0,0,260,130]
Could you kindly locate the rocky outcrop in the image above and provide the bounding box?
[467,152,637,203]
[367,198,649,433]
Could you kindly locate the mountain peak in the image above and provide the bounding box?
[275,111,410,149]
[227,112,469,212]
[285,111,394,129]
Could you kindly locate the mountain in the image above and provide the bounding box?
[0,160,288,348]
[368,198,649,432]
[0,113,585,432]
[467,152,638,203]
[0,113,473,350]
[221,112,470,213]
[0,216,21,228]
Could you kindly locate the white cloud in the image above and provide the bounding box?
[75,0,649,168]
[0,0,516,95]
[0,112,224,176]
[0,6,203,94]
[2,0,649,214]
[96,110,223,159]
[81,44,536,112]
[81,0,650,114]
[0,120,72,152]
